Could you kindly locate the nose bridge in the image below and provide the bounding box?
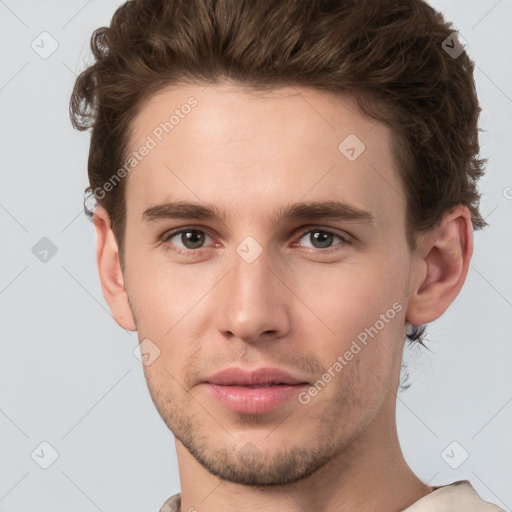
[213,239,290,341]
[232,242,272,304]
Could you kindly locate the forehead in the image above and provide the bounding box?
[125,82,405,231]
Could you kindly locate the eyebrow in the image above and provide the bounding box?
[142,199,375,226]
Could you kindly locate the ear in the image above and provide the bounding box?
[93,206,136,331]
[406,205,473,325]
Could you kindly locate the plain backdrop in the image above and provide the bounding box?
[0,1,511,511]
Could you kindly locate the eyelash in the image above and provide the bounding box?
[159,226,352,257]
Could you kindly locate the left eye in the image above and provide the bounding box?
[297,229,349,250]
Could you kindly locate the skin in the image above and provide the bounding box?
[94,83,473,511]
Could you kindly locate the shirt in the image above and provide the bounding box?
[158,480,505,511]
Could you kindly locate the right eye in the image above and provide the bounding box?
[161,228,216,253]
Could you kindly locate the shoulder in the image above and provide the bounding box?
[158,492,181,512]
[403,480,504,511]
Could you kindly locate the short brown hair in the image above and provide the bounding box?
[70,0,487,347]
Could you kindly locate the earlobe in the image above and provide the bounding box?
[93,207,137,331]
[406,206,473,326]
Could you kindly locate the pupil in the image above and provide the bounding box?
[312,231,332,248]
[182,230,204,249]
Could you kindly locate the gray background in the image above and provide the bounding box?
[0,0,511,510]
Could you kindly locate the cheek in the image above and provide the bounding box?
[124,247,193,335]
[290,255,407,376]
[124,248,221,377]
[296,257,403,333]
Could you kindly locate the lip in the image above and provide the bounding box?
[205,367,307,386]
[203,367,308,414]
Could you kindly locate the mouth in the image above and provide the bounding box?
[203,367,309,414]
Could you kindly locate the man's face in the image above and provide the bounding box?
[122,83,415,485]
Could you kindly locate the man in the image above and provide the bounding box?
[70,0,503,510]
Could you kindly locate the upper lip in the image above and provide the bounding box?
[205,367,308,386]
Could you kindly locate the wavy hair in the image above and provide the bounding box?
[70,0,487,347]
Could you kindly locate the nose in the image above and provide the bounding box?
[212,245,292,344]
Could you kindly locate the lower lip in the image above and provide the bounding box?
[205,383,307,414]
